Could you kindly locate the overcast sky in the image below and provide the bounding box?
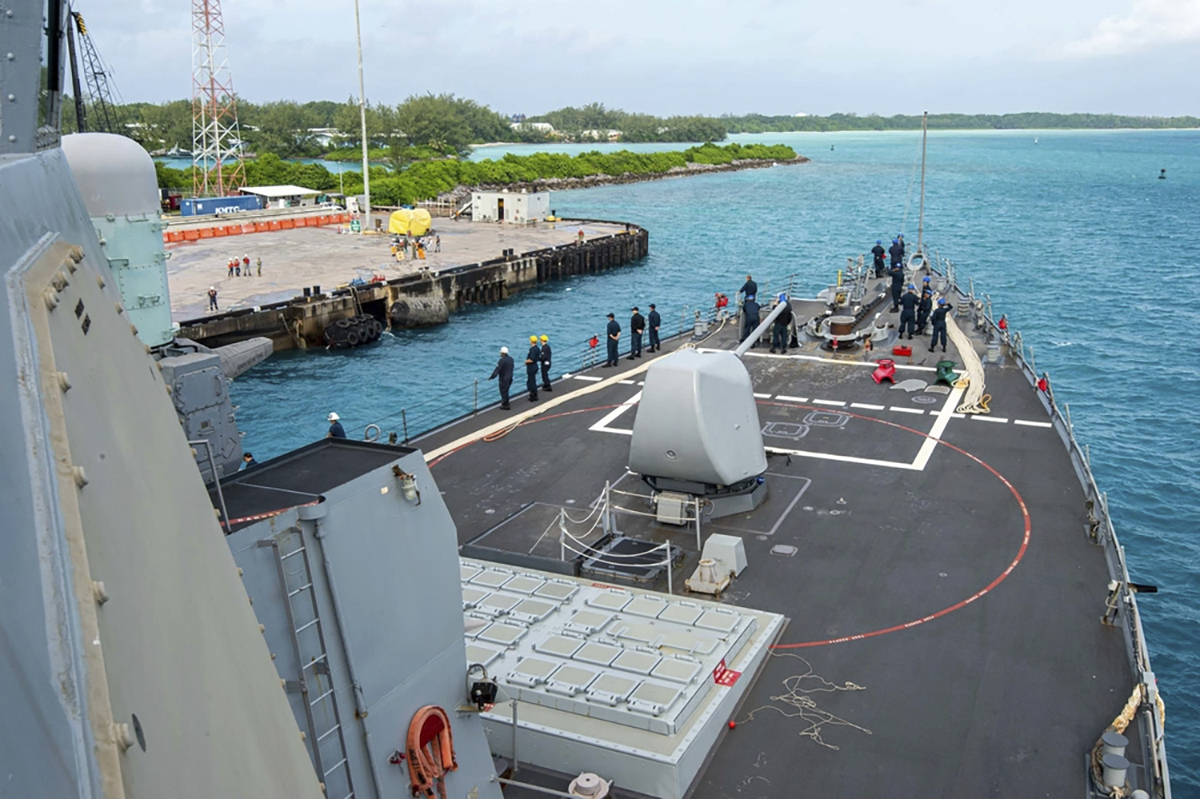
[84,0,1200,116]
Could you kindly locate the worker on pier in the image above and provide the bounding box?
[629,307,645,359]
[739,274,758,301]
[871,240,887,276]
[889,262,905,311]
[256,256,262,276]
[207,286,219,311]
[603,313,621,367]
[888,238,904,268]
[539,336,553,392]
[326,412,346,439]
[770,294,793,354]
[524,336,542,402]
[930,298,953,353]
[899,285,919,339]
[916,284,933,334]
[488,346,514,410]
[647,304,661,352]
[741,296,761,346]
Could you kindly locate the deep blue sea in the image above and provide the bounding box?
[229,130,1200,788]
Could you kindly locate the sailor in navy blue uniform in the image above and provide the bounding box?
[871,240,887,276]
[770,294,792,353]
[647,304,661,352]
[604,313,620,367]
[538,335,553,391]
[326,412,346,438]
[898,285,920,339]
[929,298,953,352]
[916,285,933,334]
[628,307,645,359]
[524,336,541,401]
[742,296,761,345]
[888,238,904,268]
[488,346,514,410]
[889,263,905,311]
[739,274,757,301]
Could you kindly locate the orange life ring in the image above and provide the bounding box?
[406,705,457,798]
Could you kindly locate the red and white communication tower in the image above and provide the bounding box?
[191,0,246,197]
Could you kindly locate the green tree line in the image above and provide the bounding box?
[723,112,1200,133]
[524,103,728,143]
[154,142,799,205]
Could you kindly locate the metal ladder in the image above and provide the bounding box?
[259,528,355,799]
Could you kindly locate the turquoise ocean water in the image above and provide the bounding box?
[229,130,1199,787]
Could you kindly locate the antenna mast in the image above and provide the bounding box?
[191,0,246,197]
[917,110,928,255]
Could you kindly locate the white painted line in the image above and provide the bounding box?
[950,413,966,419]
[766,446,918,471]
[813,399,846,407]
[572,375,603,382]
[589,390,642,435]
[637,381,645,386]
[971,416,1009,424]
[910,387,965,471]
[619,380,636,385]
[1014,419,1053,428]
[850,403,885,410]
[775,395,810,403]
[704,348,937,372]
[753,392,773,399]
[888,406,925,415]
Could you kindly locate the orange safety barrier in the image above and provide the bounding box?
[198,228,214,239]
[226,225,242,236]
[183,229,200,241]
[280,218,295,230]
[305,216,319,226]
[242,224,256,234]
[162,232,170,244]
[268,221,281,231]
[339,213,350,223]
[318,215,331,226]
[213,226,227,237]
[168,231,184,243]
[255,222,270,232]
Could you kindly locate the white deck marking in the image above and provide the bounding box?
[850,403,885,410]
[765,446,920,470]
[619,380,636,385]
[888,406,925,415]
[812,399,847,407]
[910,387,965,471]
[971,416,1009,423]
[753,392,773,399]
[588,390,642,436]
[950,413,966,419]
[774,395,809,403]
[571,375,604,382]
[701,348,938,372]
[1014,419,1053,428]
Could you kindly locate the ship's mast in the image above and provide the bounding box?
[917,110,928,255]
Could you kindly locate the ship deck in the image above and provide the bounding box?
[413,280,1140,798]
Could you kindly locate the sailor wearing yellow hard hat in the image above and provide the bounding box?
[524,335,542,402]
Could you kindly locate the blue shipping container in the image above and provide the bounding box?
[180,195,262,217]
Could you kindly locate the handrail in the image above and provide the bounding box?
[922,244,1171,798]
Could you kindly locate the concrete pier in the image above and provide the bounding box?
[175,219,648,350]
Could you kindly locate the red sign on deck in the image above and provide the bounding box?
[712,659,741,687]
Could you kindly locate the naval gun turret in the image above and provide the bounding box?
[62,133,271,480]
[629,310,781,524]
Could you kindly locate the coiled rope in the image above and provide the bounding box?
[945,315,991,414]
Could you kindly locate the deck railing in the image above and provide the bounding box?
[354,305,719,446]
[924,248,1172,798]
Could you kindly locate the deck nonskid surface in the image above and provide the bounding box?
[422,324,1134,798]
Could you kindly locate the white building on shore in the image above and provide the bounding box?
[471,189,551,225]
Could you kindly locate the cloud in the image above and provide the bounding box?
[1064,0,1200,56]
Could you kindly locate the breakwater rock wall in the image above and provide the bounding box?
[176,220,649,351]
